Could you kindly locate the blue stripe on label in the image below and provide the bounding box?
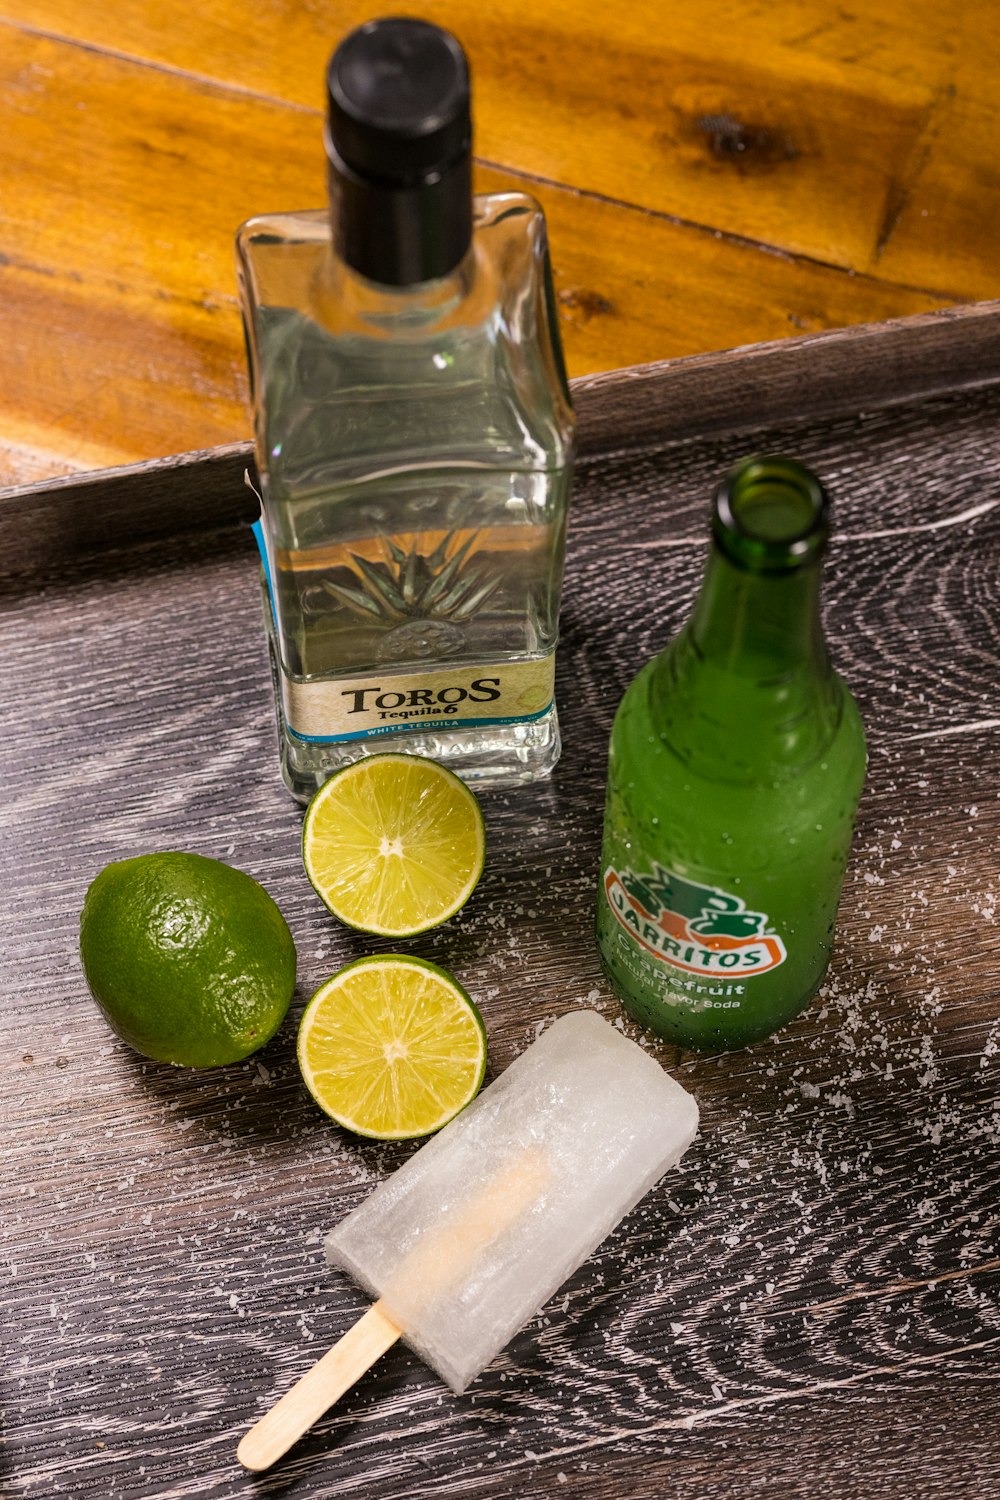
[287,705,554,746]
[254,518,552,744]
[252,517,276,602]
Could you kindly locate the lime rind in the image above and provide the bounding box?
[296,954,487,1141]
[78,851,297,1069]
[301,753,486,937]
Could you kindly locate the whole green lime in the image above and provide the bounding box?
[79,852,297,1068]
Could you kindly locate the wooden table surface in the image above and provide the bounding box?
[2,312,998,1498]
[1,0,999,489]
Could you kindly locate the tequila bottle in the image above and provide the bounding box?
[236,18,575,801]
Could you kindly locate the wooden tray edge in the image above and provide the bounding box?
[573,299,1000,451]
[2,300,998,582]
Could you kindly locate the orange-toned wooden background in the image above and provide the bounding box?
[1,2,997,489]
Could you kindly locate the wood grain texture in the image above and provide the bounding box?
[0,21,947,484]
[2,1,1000,487]
[237,1303,402,1472]
[6,0,997,277]
[1,364,998,1497]
[4,303,999,581]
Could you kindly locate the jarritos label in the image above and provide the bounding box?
[604,862,787,977]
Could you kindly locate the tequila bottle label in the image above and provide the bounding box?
[253,518,555,744]
[282,654,555,745]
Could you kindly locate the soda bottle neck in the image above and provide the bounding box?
[650,456,842,780]
[690,454,831,676]
[688,544,829,676]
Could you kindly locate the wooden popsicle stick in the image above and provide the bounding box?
[238,1149,551,1471]
[237,1300,402,1472]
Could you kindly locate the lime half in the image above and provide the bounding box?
[302,753,485,937]
[297,955,487,1139]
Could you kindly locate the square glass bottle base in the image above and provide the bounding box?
[262,625,561,802]
[275,708,562,803]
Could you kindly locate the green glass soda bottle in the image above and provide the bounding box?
[595,456,867,1051]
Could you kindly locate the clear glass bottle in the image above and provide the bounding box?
[236,18,575,802]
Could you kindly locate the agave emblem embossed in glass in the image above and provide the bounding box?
[323,530,500,631]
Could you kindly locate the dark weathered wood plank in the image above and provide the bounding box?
[3,302,999,582]
[573,299,1000,451]
[1,380,997,1497]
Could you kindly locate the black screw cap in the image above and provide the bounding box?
[326,18,474,285]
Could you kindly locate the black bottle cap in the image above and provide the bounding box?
[326,17,473,286]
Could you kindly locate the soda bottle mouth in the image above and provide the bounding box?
[712,455,830,572]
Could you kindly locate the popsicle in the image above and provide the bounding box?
[238,1009,699,1470]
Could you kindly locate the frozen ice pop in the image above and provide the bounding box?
[326,1008,698,1390]
[238,1009,698,1470]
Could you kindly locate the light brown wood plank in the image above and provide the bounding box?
[6,0,999,283]
[0,26,957,489]
[872,90,1000,298]
[0,3,933,267]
